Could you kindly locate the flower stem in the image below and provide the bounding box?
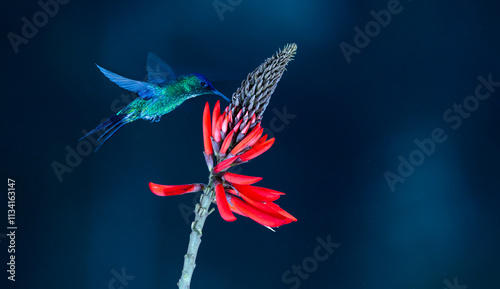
[178,176,215,289]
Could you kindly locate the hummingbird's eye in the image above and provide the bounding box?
[200,81,208,87]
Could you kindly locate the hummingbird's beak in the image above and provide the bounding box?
[212,89,231,102]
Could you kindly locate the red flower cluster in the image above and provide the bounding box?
[150,101,296,228]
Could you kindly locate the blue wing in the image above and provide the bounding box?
[96,64,157,100]
[147,53,176,84]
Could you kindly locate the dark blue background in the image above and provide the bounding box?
[2,0,499,288]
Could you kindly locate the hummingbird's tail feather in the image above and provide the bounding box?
[95,122,126,152]
[80,114,129,152]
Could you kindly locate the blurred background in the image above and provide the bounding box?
[1,0,499,288]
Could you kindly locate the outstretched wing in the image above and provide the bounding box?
[147,53,176,85]
[96,64,157,100]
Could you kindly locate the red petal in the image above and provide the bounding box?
[231,183,282,202]
[231,197,292,227]
[253,185,285,195]
[226,194,247,216]
[240,121,250,135]
[223,172,262,185]
[230,125,263,156]
[264,202,297,221]
[254,134,268,146]
[232,119,243,132]
[211,100,220,135]
[221,112,230,133]
[219,129,235,155]
[239,138,275,162]
[203,102,213,155]
[149,183,204,197]
[213,113,224,143]
[246,127,264,148]
[240,195,296,221]
[215,182,236,222]
[213,155,239,173]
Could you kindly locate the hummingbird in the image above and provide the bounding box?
[80,53,230,151]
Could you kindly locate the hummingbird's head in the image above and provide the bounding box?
[184,74,230,102]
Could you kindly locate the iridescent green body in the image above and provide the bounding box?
[119,75,212,122]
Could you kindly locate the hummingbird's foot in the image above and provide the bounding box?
[148,116,162,123]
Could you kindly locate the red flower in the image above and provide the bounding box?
[149,101,296,228]
[150,44,297,230]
